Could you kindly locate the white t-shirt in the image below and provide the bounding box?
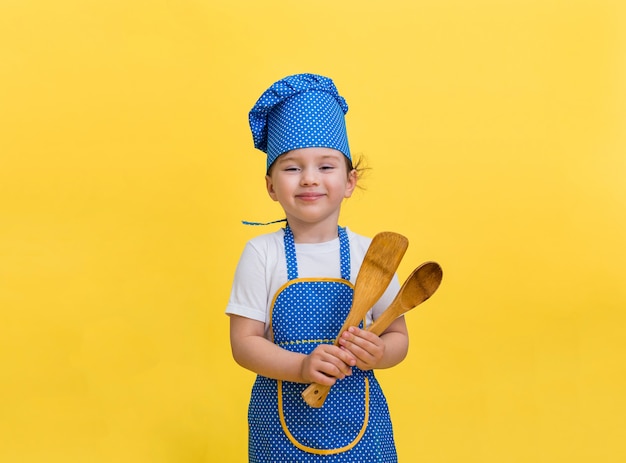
[225,227,401,335]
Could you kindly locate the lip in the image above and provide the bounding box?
[296,192,325,201]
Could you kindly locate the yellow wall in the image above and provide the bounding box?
[1,1,625,461]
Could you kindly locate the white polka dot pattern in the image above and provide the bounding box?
[248,73,351,171]
[247,226,398,462]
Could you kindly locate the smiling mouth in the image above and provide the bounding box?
[296,193,325,201]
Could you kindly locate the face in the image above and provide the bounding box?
[265,147,357,229]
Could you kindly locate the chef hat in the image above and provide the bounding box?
[249,73,351,171]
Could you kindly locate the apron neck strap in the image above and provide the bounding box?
[283,225,350,281]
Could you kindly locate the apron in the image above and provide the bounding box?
[248,226,397,462]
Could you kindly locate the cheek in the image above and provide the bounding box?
[267,176,294,196]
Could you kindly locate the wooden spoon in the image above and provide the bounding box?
[300,231,409,408]
[367,261,443,336]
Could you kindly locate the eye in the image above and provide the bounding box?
[319,164,336,171]
[283,166,300,172]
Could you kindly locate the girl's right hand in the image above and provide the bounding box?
[300,344,357,386]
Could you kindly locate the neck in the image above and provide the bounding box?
[287,220,340,244]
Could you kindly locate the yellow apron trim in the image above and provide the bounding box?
[277,377,370,455]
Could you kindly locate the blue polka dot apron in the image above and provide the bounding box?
[248,226,397,462]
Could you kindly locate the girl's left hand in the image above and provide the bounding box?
[337,326,385,371]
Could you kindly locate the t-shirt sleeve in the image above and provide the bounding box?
[225,241,269,324]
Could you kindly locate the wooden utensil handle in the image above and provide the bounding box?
[301,382,331,408]
[366,310,398,337]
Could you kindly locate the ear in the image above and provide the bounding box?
[265,175,278,201]
[344,169,358,198]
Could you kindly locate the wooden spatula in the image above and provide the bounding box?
[301,231,409,408]
[367,261,442,336]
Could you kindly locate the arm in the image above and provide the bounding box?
[230,314,357,385]
[337,315,409,370]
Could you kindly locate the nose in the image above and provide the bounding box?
[300,167,319,186]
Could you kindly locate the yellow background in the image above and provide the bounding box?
[1,1,625,461]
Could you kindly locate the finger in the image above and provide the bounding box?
[322,344,357,367]
[339,329,373,353]
[338,334,379,367]
[308,371,337,386]
[317,358,351,380]
[312,348,354,376]
[345,326,380,344]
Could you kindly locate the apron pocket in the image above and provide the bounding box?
[278,374,369,455]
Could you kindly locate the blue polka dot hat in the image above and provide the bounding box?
[249,73,351,171]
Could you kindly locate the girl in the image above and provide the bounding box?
[226,73,409,462]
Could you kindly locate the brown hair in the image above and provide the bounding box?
[347,154,369,189]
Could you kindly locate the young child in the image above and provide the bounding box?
[226,73,409,462]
